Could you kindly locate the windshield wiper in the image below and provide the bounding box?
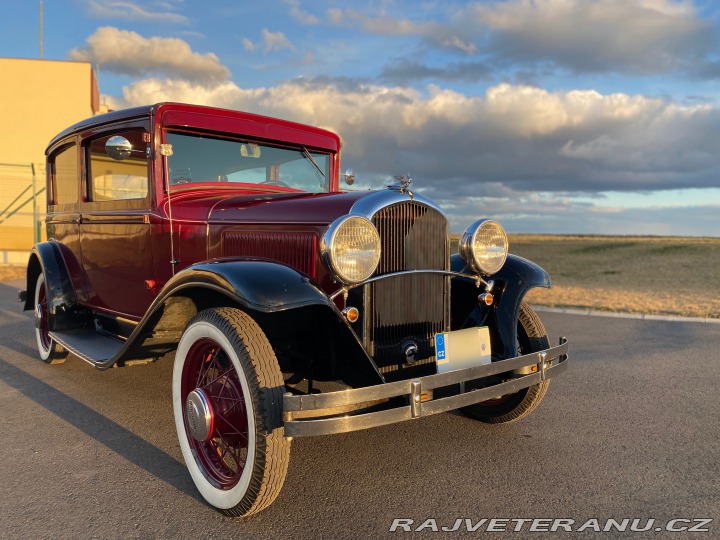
[301,146,326,180]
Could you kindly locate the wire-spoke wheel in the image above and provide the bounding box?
[461,302,550,424]
[34,273,67,364]
[173,308,290,517]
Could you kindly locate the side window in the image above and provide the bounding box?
[87,131,149,201]
[51,144,79,206]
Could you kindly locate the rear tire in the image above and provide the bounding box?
[173,307,290,517]
[34,273,68,364]
[461,302,550,424]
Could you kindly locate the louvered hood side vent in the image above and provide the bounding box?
[222,231,317,277]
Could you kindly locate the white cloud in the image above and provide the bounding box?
[244,30,295,54]
[333,0,716,75]
[109,77,719,196]
[68,27,230,81]
[179,30,206,40]
[440,36,477,55]
[261,29,295,53]
[469,0,714,74]
[109,78,250,111]
[328,7,435,36]
[242,38,258,53]
[327,8,343,25]
[286,0,319,25]
[87,0,187,24]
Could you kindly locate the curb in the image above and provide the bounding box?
[532,305,720,325]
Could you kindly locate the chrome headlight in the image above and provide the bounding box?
[322,216,381,285]
[459,219,508,275]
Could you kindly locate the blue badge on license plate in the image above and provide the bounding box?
[435,327,491,374]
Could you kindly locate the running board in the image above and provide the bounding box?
[50,329,124,367]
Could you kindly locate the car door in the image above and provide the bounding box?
[78,127,156,319]
[46,139,88,303]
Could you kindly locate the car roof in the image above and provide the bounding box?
[46,102,341,154]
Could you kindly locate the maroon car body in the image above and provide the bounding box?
[22,103,568,517]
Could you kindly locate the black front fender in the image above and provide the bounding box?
[159,258,335,313]
[103,259,384,385]
[451,254,551,359]
[106,258,354,366]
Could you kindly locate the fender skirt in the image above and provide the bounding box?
[451,254,551,359]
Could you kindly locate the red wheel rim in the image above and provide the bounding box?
[181,338,250,490]
[37,281,51,351]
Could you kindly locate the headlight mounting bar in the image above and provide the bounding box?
[328,268,489,302]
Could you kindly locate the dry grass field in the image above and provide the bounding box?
[3,235,719,318]
[480,235,720,319]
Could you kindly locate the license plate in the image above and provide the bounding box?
[435,327,491,374]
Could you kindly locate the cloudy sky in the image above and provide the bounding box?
[4,0,720,235]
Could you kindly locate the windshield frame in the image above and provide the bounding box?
[162,128,335,194]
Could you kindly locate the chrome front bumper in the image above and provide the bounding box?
[283,338,569,438]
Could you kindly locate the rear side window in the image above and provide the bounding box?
[51,144,79,206]
[87,131,149,201]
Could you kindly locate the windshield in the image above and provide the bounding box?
[165,131,331,192]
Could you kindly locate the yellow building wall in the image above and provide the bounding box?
[0,58,100,258]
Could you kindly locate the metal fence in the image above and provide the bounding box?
[0,162,46,259]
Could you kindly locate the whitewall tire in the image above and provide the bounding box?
[172,308,290,517]
[34,273,67,364]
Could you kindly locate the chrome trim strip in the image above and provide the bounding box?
[349,190,447,220]
[283,340,569,437]
[328,269,487,301]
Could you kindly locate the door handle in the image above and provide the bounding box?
[71,214,83,224]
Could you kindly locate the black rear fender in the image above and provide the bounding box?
[24,242,84,331]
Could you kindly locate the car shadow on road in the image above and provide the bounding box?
[0,355,201,502]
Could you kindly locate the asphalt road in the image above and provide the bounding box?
[1,278,718,539]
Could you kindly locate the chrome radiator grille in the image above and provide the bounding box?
[367,202,449,372]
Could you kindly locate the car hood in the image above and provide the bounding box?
[170,189,371,226]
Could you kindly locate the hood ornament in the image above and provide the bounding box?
[388,174,413,199]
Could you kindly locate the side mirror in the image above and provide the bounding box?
[105,136,132,161]
[343,168,355,186]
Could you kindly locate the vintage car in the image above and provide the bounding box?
[21,103,568,517]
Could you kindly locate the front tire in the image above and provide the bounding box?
[34,273,67,364]
[461,302,550,424]
[173,308,290,517]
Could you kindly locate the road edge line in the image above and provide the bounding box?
[532,305,720,324]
